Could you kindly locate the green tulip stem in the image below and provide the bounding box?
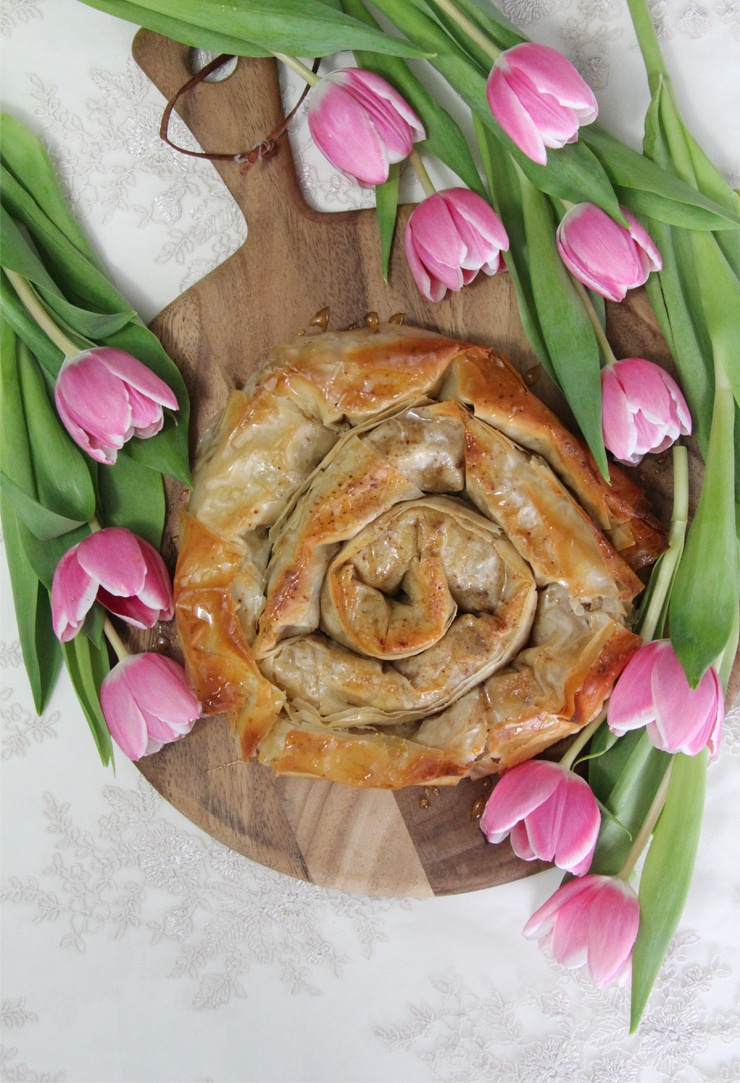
[432,0,501,63]
[4,268,80,357]
[409,148,436,197]
[103,617,130,663]
[618,756,675,881]
[570,275,617,368]
[625,0,669,84]
[638,444,689,642]
[272,52,320,88]
[559,708,607,771]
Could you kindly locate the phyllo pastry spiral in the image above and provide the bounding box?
[174,322,665,788]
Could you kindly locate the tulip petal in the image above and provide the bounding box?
[343,72,422,159]
[309,82,390,186]
[556,203,656,302]
[623,209,662,274]
[487,68,548,165]
[550,774,600,875]
[51,545,98,641]
[523,874,592,939]
[586,879,639,986]
[100,653,199,761]
[548,888,594,969]
[55,356,133,444]
[134,654,200,740]
[403,227,447,303]
[344,68,426,143]
[509,820,537,861]
[505,43,598,116]
[607,641,662,736]
[444,189,509,253]
[96,591,162,629]
[601,370,640,463]
[480,760,564,841]
[650,648,723,755]
[100,657,151,760]
[97,348,178,409]
[126,385,165,437]
[76,527,147,597]
[511,79,582,149]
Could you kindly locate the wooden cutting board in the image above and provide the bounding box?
[129,30,697,899]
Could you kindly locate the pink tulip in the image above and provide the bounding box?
[485,43,598,165]
[601,358,692,465]
[307,67,425,187]
[608,639,724,759]
[556,203,662,302]
[524,874,639,986]
[55,347,178,465]
[51,527,174,642]
[480,760,600,876]
[404,188,509,303]
[100,652,200,760]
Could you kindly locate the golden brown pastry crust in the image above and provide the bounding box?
[174,324,665,786]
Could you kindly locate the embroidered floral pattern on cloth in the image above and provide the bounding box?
[1,2,739,1080]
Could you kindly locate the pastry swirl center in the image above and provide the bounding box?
[320,498,535,661]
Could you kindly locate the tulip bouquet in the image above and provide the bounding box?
[19,0,740,1027]
[0,115,200,764]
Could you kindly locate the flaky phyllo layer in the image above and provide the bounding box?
[174,324,665,787]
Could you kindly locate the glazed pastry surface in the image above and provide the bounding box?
[174,323,665,787]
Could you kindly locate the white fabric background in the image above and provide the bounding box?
[1,2,739,1080]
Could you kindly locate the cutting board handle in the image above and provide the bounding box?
[133,33,355,243]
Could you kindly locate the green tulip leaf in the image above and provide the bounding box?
[98,451,168,550]
[1,167,135,320]
[16,342,97,523]
[424,0,524,54]
[0,114,110,272]
[0,472,89,539]
[17,518,91,590]
[0,492,63,712]
[0,272,64,375]
[76,0,430,58]
[39,288,136,343]
[476,120,552,369]
[521,186,607,476]
[374,164,400,286]
[0,204,61,296]
[589,730,672,875]
[669,380,738,686]
[630,751,707,1031]
[583,127,740,231]
[62,633,114,767]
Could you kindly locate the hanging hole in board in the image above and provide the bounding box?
[189,49,239,82]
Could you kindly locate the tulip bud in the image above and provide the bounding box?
[100,652,200,760]
[556,203,662,302]
[51,527,174,642]
[524,874,639,987]
[486,42,598,165]
[404,188,509,303]
[307,67,425,187]
[480,760,600,876]
[601,357,692,465]
[607,639,724,759]
[55,347,179,465]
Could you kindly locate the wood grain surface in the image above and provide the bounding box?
[128,30,720,899]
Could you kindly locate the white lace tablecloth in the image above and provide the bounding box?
[2,3,740,1080]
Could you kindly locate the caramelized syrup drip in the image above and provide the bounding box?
[524,363,542,387]
[471,776,494,820]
